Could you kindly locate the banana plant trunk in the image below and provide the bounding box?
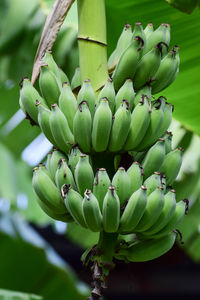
[77,0,109,92]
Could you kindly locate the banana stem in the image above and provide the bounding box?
[98,231,118,265]
[77,0,109,91]
[87,232,118,299]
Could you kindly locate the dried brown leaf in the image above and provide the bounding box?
[31,0,75,85]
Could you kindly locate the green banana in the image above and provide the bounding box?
[135,186,165,232]
[119,186,147,233]
[114,154,121,171]
[50,103,74,154]
[154,100,173,140]
[59,82,78,132]
[36,101,57,146]
[133,43,162,90]
[62,184,87,228]
[92,98,112,152]
[144,22,154,39]
[97,78,115,113]
[46,152,52,174]
[134,85,152,106]
[108,100,131,152]
[102,186,120,233]
[150,199,188,239]
[112,167,131,206]
[127,162,144,194]
[112,36,144,91]
[55,158,76,191]
[43,51,59,77]
[124,96,151,151]
[142,189,177,236]
[142,138,166,179]
[20,78,46,124]
[144,23,170,54]
[77,79,95,117]
[164,131,173,154]
[37,196,73,223]
[74,154,94,196]
[68,146,82,173]
[46,149,66,181]
[151,50,177,94]
[82,190,102,232]
[144,171,163,196]
[135,98,165,151]
[73,101,92,153]
[132,22,147,54]
[19,95,26,114]
[160,147,183,185]
[93,168,111,210]
[32,165,66,214]
[58,67,70,85]
[117,232,176,262]
[108,24,132,73]
[39,64,61,107]
[43,51,69,85]
[115,79,135,111]
[160,46,180,90]
[71,67,81,91]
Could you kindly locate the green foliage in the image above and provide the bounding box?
[0,0,38,54]
[0,289,42,300]
[0,142,51,223]
[0,212,89,300]
[0,143,17,203]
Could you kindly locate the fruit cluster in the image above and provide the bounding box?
[20,65,173,155]
[20,21,187,263]
[32,139,188,261]
[109,22,179,93]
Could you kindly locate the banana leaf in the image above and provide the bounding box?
[0,211,89,300]
[0,289,42,300]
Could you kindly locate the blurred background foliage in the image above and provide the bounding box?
[0,0,200,298]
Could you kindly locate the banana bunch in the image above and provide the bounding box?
[32,141,187,240]
[109,22,180,93]
[20,53,173,155]
[23,21,186,264]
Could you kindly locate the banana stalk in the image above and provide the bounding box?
[77,0,108,91]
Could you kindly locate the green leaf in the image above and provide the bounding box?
[106,0,200,135]
[0,85,41,158]
[0,212,89,299]
[0,142,52,224]
[15,159,52,224]
[0,142,18,204]
[0,289,42,300]
[0,0,39,54]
